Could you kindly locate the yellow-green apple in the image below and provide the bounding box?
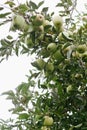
[66,85,73,93]
[52,14,63,32]
[33,13,45,26]
[77,44,87,53]
[52,14,63,27]
[45,62,54,73]
[82,51,87,62]
[10,14,29,31]
[43,116,53,126]
[41,126,47,130]
[47,43,57,52]
[53,50,64,63]
[25,36,34,48]
[31,59,45,70]
[43,20,51,27]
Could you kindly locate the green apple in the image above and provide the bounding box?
[33,13,45,26]
[82,51,87,62]
[72,51,82,58]
[66,85,73,93]
[62,45,75,55]
[43,116,53,126]
[40,48,50,58]
[77,44,87,53]
[57,32,64,41]
[82,16,87,22]
[62,31,73,41]
[45,62,54,73]
[41,126,47,130]
[34,25,44,33]
[75,73,83,79]
[10,14,29,31]
[53,50,64,63]
[31,59,45,70]
[43,20,51,27]
[25,36,34,48]
[20,96,28,104]
[47,43,57,52]
[52,15,63,31]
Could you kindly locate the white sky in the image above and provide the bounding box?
[0,0,87,120]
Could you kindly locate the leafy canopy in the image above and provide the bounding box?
[0,0,87,130]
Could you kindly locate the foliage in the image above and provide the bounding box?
[0,0,87,129]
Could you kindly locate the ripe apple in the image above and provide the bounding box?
[43,116,53,126]
[66,85,73,93]
[77,44,87,53]
[33,13,45,26]
[47,43,57,52]
[31,59,45,70]
[10,14,29,31]
[52,14,63,31]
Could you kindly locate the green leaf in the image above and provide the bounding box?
[56,3,64,7]
[18,4,28,13]
[16,83,29,95]
[38,1,44,8]
[2,90,14,97]
[18,113,29,120]
[0,12,11,18]
[7,35,13,40]
[42,7,48,13]
[5,1,15,7]
[12,106,25,113]
[0,7,4,10]
[29,1,38,9]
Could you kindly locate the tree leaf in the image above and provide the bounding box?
[0,12,11,18]
[18,113,29,120]
[29,1,38,9]
[38,1,44,8]
[0,7,4,10]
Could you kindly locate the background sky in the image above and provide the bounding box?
[0,0,87,120]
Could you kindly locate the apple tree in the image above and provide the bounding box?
[0,0,87,129]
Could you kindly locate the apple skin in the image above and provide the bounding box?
[77,44,87,53]
[43,116,53,126]
[25,36,34,48]
[10,14,29,31]
[52,15,63,31]
[66,85,73,93]
[53,50,64,63]
[40,48,50,58]
[33,13,45,26]
[41,126,47,130]
[45,62,54,73]
[43,20,51,27]
[32,59,45,70]
[47,43,57,53]
[82,51,87,62]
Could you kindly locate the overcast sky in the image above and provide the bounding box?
[0,0,87,120]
